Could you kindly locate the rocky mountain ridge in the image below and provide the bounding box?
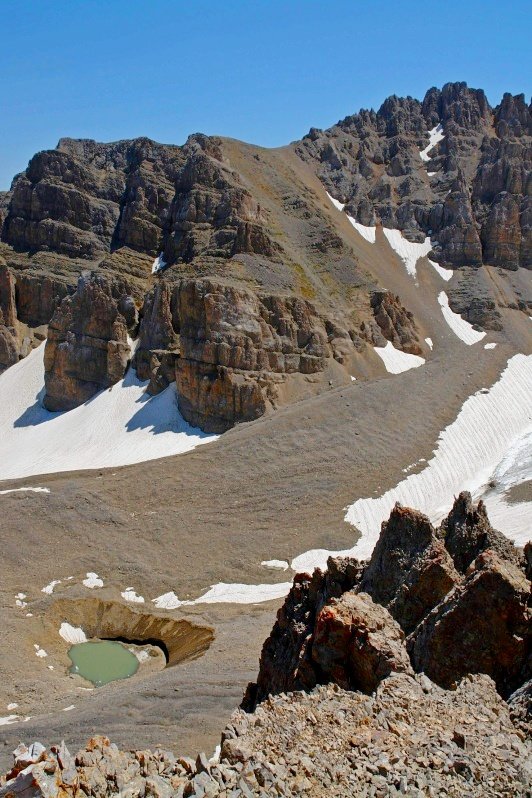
[0,81,530,430]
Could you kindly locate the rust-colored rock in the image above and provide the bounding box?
[370,290,423,355]
[0,260,17,327]
[311,591,413,692]
[43,273,131,411]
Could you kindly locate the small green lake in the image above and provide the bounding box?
[68,640,139,687]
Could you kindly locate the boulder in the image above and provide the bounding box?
[409,550,531,696]
[43,273,131,411]
[311,591,413,692]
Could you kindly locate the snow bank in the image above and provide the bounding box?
[420,124,445,162]
[374,341,425,374]
[121,588,145,603]
[0,716,19,726]
[59,623,87,644]
[429,260,453,281]
[0,344,216,481]
[347,215,376,244]
[325,191,345,211]
[484,342,497,350]
[290,355,532,570]
[82,572,103,589]
[261,560,290,571]
[438,292,486,345]
[42,580,61,595]
[151,253,167,274]
[0,487,49,496]
[153,581,293,608]
[425,338,433,350]
[382,229,432,278]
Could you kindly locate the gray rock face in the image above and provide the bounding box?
[296,81,531,270]
[43,273,133,411]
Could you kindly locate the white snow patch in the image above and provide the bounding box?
[42,580,61,595]
[484,343,497,350]
[153,582,292,608]
[350,376,357,382]
[261,560,289,571]
[0,344,217,481]
[190,582,292,605]
[121,588,145,603]
[429,259,453,281]
[59,623,87,644]
[209,745,221,764]
[427,171,436,177]
[347,215,376,244]
[438,292,486,345]
[425,337,433,350]
[35,647,47,658]
[83,572,103,589]
[7,703,18,711]
[0,487,50,495]
[0,716,19,726]
[152,591,181,610]
[420,124,445,162]
[382,229,432,278]
[151,253,167,274]
[374,341,425,374]
[62,705,75,712]
[326,191,345,212]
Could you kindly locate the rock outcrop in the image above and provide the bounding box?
[175,280,334,432]
[312,591,413,692]
[43,273,133,411]
[246,492,530,709]
[368,291,423,355]
[409,549,531,696]
[297,81,531,271]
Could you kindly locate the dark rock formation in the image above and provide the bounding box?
[297,81,531,271]
[246,494,530,710]
[439,491,522,573]
[0,260,17,327]
[409,550,531,697]
[43,273,132,411]
[311,591,413,692]
[508,678,532,734]
[360,504,459,633]
[242,558,363,709]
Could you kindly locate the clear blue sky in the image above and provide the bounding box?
[0,0,530,189]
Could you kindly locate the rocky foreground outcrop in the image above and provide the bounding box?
[245,493,530,708]
[1,493,530,797]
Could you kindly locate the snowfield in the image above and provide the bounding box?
[290,354,532,570]
[382,229,432,278]
[419,124,445,162]
[0,344,216,481]
[438,292,486,345]
[374,342,425,374]
[347,215,376,243]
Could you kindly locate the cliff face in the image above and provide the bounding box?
[296,82,531,270]
[43,274,133,411]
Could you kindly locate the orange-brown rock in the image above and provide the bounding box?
[311,591,413,692]
[43,273,131,411]
[0,260,17,327]
[369,290,423,355]
[134,281,179,391]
